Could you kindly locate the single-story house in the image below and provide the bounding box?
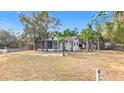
[39,36,82,52]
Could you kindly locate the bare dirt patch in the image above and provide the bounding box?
[0,50,124,81]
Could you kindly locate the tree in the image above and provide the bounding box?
[70,28,78,36]
[63,28,78,38]
[50,30,62,51]
[50,30,65,56]
[81,23,99,52]
[50,31,62,37]
[0,29,19,48]
[81,26,92,52]
[59,36,65,56]
[20,11,60,50]
[63,28,71,38]
[20,12,39,50]
[59,29,71,56]
[92,11,108,51]
[81,29,89,52]
[103,22,114,43]
[112,11,124,44]
[102,11,124,45]
[20,28,34,49]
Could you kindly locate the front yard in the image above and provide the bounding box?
[0,50,124,80]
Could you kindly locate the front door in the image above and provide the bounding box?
[47,41,52,49]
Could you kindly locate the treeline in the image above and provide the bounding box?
[0,29,20,48]
[0,11,124,51]
[80,11,124,52]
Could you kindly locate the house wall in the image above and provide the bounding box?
[73,39,79,51]
[64,39,79,51]
[51,40,58,50]
[65,41,72,51]
[59,43,63,51]
[40,37,80,52]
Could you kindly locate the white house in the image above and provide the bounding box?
[64,36,80,51]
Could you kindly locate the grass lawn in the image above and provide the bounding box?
[0,50,124,81]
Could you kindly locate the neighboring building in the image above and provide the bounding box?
[39,36,81,52]
[40,37,59,51]
[64,36,80,51]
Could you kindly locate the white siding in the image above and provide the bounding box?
[65,41,72,51]
[73,39,79,51]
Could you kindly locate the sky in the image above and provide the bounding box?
[0,11,97,34]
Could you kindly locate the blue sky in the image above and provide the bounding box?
[0,11,97,34]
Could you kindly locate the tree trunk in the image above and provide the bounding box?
[33,42,37,50]
[90,42,93,52]
[44,40,48,51]
[62,43,65,56]
[86,40,89,53]
[33,37,36,50]
[71,42,73,52]
[100,34,105,50]
[33,29,37,50]
[41,41,44,51]
[110,35,114,50]
[67,40,70,54]
[97,38,100,52]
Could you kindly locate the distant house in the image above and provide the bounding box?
[64,36,80,51]
[39,36,82,52]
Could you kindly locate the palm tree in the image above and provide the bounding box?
[59,36,65,56]
[113,11,124,44]
[92,11,108,51]
[81,23,99,52]
[81,28,92,52]
[90,30,99,51]
[63,29,72,51]
[103,22,114,44]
